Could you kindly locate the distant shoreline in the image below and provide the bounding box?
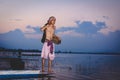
[0,48,120,55]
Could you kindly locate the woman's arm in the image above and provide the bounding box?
[40,25,48,31]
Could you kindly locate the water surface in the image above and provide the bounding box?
[20,53,120,80]
[1,53,120,80]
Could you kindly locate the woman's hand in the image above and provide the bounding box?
[40,25,48,31]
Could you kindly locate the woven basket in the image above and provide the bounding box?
[52,34,61,45]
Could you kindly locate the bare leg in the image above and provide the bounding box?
[42,58,45,72]
[48,58,52,73]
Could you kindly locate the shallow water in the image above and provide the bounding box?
[1,53,120,80]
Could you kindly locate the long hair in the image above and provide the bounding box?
[45,16,56,25]
[41,16,56,43]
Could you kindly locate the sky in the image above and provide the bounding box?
[0,0,120,52]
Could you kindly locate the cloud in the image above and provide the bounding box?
[0,24,120,52]
[57,21,106,36]
[25,34,42,39]
[24,25,42,39]
[0,29,42,49]
[75,21,106,34]
[0,0,120,37]
[26,25,41,34]
[98,25,120,35]
[57,30,120,52]
[56,21,120,52]
[57,30,84,37]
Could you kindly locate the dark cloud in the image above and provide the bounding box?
[0,29,42,49]
[56,21,120,52]
[0,24,120,52]
[26,25,41,34]
[75,21,106,34]
[57,30,120,52]
[57,21,106,34]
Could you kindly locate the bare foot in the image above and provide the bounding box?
[42,70,45,72]
[48,70,54,73]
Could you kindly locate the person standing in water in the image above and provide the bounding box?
[40,16,56,73]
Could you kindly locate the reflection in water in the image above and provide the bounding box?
[38,77,52,80]
[1,53,120,80]
[53,54,120,79]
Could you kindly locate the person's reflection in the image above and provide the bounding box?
[37,71,52,80]
[38,77,51,80]
[38,72,52,80]
[47,77,51,80]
